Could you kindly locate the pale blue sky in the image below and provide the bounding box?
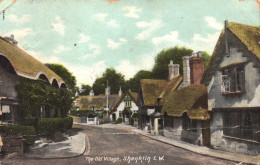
[0,0,259,85]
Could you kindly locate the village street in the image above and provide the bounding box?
[2,124,236,165]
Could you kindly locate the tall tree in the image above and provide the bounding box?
[202,51,211,67]
[126,70,153,92]
[79,84,92,96]
[45,63,77,92]
[152,46,193,79]
[92,68,126,95]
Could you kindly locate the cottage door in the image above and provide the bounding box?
[202,120,211,147]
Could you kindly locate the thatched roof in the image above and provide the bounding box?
[76,94,120,110]
[202,22,260,85]
[159,76,183,104]
[0,36,65,87]
[140,79,168,106]
[161,84,209,120]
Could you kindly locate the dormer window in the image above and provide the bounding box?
[221,65,245,94]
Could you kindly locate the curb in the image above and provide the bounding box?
[133,130,260,165]
[23,133,86,160]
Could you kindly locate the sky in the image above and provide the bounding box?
[0,0,259,86]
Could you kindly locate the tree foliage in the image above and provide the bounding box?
[92,68,126,95]
[126,70,153,92]
[79,84,92,96]
[16,78,73,123]
[152,46,193,79]
[45,63,77,92]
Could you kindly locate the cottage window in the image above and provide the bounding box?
[182,113,197,132]
[221,65,245,94]
[119,112,122,117]
[1,105,11,123]
[90,106,96,111]
[223,110,260,142]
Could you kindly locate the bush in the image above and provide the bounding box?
[70,110,95,117]
[38,117,73,135]
[0,124,36,146]
[116,117,123,124]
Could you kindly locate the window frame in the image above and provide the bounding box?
[221,65,245,94]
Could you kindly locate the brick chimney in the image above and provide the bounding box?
[168,60,180,80]
[189,52,205,85]
[182,56,190,86]
[89,89,94,96]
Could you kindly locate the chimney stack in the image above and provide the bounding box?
[119,87,122,96]
[189,52,205,85]
[105,87,110,96]
[182,56,190,86]
[168,60,180,80]
[89,89,94,96]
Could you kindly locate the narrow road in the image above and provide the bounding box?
[3,124,236,165]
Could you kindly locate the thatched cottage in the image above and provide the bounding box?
[0,35,66,124]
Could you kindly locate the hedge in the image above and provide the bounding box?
[0,124,36,146]
[116,117,123,124]
[70,110,96,117]
[38,117,73,135]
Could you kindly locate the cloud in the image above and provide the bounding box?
[52,45,71,54]
[92,13,119,28]
[106,38,127,49]
[115,60,140,80]
[191,32,220,53]
[152,31,180,45]
[135,19,163,40]
[106,19,119,27]
[8,14,33,23]
[92,13,108,22]
[68,61,107,86]
[204,16,223,30]
[27,50,65,65]
[84,44,101,58]
[122,6,142,18]
[27,49,106,86]
[79,33,91,43]
[51,16,65,35]
[8,28,33,41]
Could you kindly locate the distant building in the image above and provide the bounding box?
[73,88,120,114]
[202,21,260,155]
[110,90,138,124]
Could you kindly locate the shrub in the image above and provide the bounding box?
[0,124,36,146]
[116,117,123,124]
[38,117,73,135]
[70,110,95,117]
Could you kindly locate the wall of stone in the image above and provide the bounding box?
[0,133,23,155]
[163,117,203,145]
[210,111,260,156]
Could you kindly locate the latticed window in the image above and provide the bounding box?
[223,110,260,142]
[221,65,245,93]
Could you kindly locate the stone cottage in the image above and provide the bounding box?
[0,35,66,124]
[109,90,138,124]
[201,21,260,155]
[161,53,210,147]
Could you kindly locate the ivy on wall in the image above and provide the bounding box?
[15,78,73,123]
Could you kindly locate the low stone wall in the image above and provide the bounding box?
[0,133,23,155]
